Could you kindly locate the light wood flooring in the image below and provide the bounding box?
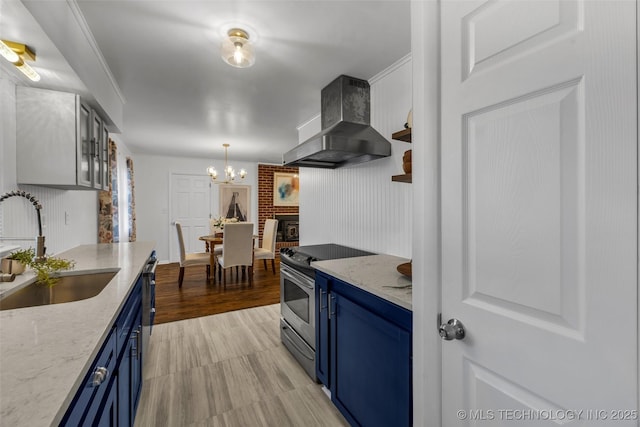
[134,303,349,427]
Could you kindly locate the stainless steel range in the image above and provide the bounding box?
[279,244,373,380]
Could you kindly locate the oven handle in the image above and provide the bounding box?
[280,264,314,290]
[281,323,314,360]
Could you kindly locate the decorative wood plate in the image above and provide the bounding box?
[396,262,412,278]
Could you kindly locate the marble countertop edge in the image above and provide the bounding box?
[312,254,412,311]
[0,241,155,427]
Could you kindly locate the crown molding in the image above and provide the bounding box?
[369,52,412,85]
[66,0,126,105]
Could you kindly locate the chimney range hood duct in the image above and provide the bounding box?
[283,75,391,168]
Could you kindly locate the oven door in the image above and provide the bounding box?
[280,264,315,349]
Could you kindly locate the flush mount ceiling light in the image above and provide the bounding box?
[221,28,255,68]
[0,40,40,82]
[207,144,247,184]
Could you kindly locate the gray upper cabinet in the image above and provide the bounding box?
[16,86,109,190]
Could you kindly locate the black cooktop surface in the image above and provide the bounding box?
[280,244,374,276]
[285,243,373,261]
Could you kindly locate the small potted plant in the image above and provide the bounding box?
[1,248,75,286]
[1,248,32,275]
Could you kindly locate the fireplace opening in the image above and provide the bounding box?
[275,214,299,242]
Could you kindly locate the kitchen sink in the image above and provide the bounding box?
[0,270,119,310]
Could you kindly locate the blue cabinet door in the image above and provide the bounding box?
[96,376,118,427]
[118,302,143,427]
[315,273,330,387]
[330,292,412,427]
[60,329,117,426]
[131,309,143,418]
[118,332,133,427]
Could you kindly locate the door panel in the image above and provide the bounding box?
[463,78,584,335]
[441,0,637,425]
[462,0,582,80]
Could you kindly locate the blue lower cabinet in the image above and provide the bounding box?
[95,376,118,427]
[61,274,145,427]
[118,305,143,427]
[60,329,117,426]
[315,273,330,386]
[315,271,412,427]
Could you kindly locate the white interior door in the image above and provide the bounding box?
[170,173,211,262]
[441,1,637,425]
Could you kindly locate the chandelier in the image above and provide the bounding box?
[207,144,247,184]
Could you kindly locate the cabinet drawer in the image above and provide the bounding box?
[60,328,117,426]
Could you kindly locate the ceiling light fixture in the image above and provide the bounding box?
[207,144,247,184]
[0,40,40,81]
[221,28,255,68]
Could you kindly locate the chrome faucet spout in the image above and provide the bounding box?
[0,190,46,260]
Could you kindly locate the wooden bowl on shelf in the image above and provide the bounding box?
[402,149,412,174]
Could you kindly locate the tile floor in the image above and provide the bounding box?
[134,304,349,427]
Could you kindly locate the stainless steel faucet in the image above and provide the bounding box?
[0,190,46,261]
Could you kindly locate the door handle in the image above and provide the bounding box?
[439,318,465,341]
[320,289,327,312]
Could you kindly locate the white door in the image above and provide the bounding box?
[441,1,637,425]
[170,174,211,262]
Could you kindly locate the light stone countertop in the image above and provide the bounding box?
[312,254,412,311]
[0,241,155,427]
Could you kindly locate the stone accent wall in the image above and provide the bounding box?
[258,164,299,255]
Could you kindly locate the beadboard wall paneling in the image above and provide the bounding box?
[299,57,413,258]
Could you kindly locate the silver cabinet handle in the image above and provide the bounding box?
[91,366,109,387]
[130,327,142,359]
[320,290,327,312]
[439,318,465,341]
[136,326,142,359]
[329,294,335,319]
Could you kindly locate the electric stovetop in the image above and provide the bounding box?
[280,243,374,277]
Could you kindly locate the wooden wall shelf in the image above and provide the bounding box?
[391,128,412,143]
[392,173,412,183]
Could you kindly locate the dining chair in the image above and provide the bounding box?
[217,222,254,288]
[175,222,210,288]
[254,219,278,274]
[206,219,224,275]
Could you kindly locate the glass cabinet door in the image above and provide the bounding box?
[78,103,92,187]
[102,124,109,191]
[92,111,102,189]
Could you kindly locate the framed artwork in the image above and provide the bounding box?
[219,185,251,222]
[273,172,299,206]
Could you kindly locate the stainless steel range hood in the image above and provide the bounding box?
[283,75,391,168]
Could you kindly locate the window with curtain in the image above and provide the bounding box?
[126,157,137,242]
[98,139,118,243]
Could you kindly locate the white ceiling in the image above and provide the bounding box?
[3,0,411,164]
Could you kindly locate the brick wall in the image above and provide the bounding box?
[258,164,299,255]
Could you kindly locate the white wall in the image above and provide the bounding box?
[299,55,413,258]
[134,154,258,263]
[411,1,441,424]
[0,69,101,255]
